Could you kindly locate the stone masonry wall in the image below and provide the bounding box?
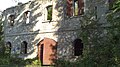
[2,0,109,60]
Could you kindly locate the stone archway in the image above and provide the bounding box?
[38,38,57,66]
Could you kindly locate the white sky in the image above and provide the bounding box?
[0,0,30,11]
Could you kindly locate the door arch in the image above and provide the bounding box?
[38,38,57,66]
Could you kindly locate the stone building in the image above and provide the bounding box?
[2,0,110,65]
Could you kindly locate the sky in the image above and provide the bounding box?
[0,0,30,11]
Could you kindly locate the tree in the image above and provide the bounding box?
[79,0,120,66]
[106,0,120,66]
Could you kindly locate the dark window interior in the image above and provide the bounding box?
[95,6,97,19]
[40,44,44,64]
[6,42,12,53]
[73,39,83,56]
[8,15,15,26]
[24,11,30,18]
[21,41,27,54]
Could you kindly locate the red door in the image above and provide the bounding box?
[38,38,57,65]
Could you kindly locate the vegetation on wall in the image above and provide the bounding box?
[56,0,120,67]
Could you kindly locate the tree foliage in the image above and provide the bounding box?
[81,0,120,66]
[78,0,120,66]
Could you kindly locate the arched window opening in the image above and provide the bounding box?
[73,39,83,56]
[24,11,30,24]
[5,42,12,54]
[47,5,53,20]
[8,15,15,26]
[21,41,27,54]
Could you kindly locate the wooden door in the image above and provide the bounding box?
[38,38,57,66]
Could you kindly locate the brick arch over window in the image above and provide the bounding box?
[73,38,83,56]
[6,41,12,53]
[21,41,27,54]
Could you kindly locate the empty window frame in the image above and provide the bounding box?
[8,15,15,26]
[66,0,84,16]
[5,42,12,54]
[74,0,78,15]
[73,39,83,56]
[24,11,30,24]
[47,5,53,20]
[21,41,27,54]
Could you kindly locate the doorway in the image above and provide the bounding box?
[38,38,57,66]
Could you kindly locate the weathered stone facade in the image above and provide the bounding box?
[2,0,109,61]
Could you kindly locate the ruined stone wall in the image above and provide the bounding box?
[2,0,109,60]
[3,0,59,59]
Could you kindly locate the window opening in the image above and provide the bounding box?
[74,0,78,15]
[73,39,83,56]
[95,6,97,20]
[47,5,53,21]
[21,41,27,54]
[5,42,12,54]
[8,15,15,26]
[24,11,30,24]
